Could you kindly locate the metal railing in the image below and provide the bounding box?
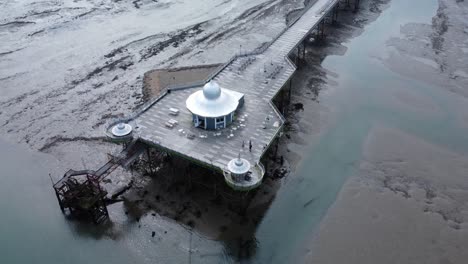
[107,0,341,159]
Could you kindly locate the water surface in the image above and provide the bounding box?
[250,0,467,262]
[3,0,466,263]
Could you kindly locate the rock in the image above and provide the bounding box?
[293,102,304,111]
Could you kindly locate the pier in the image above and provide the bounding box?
[52,140,146,223]
[54,0,360,222]
[111,0,357,190]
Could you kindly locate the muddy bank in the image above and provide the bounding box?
[0,0,305,152]
[281,0,392,171]
[142,64,222,99]
[383,0,468,97]
[305,126,468,264]
[290,0,468,263]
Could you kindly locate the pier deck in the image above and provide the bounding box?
[125,0,342,189]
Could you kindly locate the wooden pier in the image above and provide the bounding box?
[111,0,360,189]
[54,0,360,223]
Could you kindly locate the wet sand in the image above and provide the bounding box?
[143,64,222,99]
[299,0,468,263]
[305,126,468,264]
[384,0,468,99]
[0,0,305,151]
[2,0,468,263]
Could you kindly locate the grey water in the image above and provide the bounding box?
[0,140,138,263]
[1,0,462,263]
[252,0,458,262]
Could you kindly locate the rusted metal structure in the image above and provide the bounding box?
[53,140,146,223]
[53,170,109,224]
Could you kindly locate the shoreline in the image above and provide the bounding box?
[305,125,468,263]
[298,0,468,263]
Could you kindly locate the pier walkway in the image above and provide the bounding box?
[114,0,347,190]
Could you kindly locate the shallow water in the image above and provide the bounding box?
[0,139,139,263]
[2,0,466,263]
[251,0,467,262]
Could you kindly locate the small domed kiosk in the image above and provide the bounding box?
[107,122,133,142]
[223,154,265,191]
[112,123,132,137]
[186,81,244,130]
[227,154,251,182]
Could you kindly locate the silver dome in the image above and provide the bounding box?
[203,81,221,99]
[227,155,250,175]
[111,123,132,137]
[186,81,242,118]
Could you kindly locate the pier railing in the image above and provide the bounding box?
[108,0,340,144]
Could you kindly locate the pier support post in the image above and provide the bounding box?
[302,42,305,59]
[316,19,325,40]
[322,20,325,39]
[187,166,192,190]
[332,3,339,24]
[274,136,279,159]
[354,0,360,11]
[296,46,299,65]
[146,148,151,162]
[282,87,285,111]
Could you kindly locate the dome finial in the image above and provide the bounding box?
[235,153,243,166]
[203,81,221,100]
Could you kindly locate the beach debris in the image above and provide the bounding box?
[303,197,318,208]
[293,103,304,111]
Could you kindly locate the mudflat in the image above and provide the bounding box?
[306,126,468,264]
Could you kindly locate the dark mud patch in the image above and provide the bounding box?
[116,133,286,259]
[125,153,263,227]
[293,102,304,111]
[28,29,45,37]
[369,0,389,13]
[431,2,449,54]
[140,22,206,61]
[237,0,276,21]
[0,21,35,32]
[202,0,292,46]
[39,136,109,152]
[142,63,221,100]
[104,32,167,59]
[0,48,24,57]
[71,56,134,86]
[0,21,35,28]
[68,21,206,89]
[73,8,98,20]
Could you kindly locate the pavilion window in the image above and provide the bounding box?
[215,116,225,129]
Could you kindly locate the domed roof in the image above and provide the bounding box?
[203,81,221,99]
[186,81,241,118]
[227,155,251,175]
[111,123,132,137]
